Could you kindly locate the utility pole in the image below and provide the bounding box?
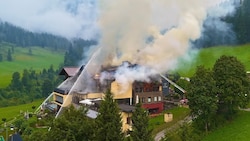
[2,118,7,141]
[4,122,8,141]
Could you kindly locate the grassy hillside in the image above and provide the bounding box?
[202,111,250,141]
[150,107,190,136]
[0,99,44,124]
[175,44,250,77]
[0,46,64,88]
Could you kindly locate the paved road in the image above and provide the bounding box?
[154,116,192,141]
[154,129,166,141]
[239,107,250,111]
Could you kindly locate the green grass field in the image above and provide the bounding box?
[202,111,250,141]
[175,44,250,77]
[149,107,190,136]
[0,99,44,124]
[0,46,64,88]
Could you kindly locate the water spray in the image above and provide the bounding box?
[55,47,102,118]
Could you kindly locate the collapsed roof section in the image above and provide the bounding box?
[55,61,177,96]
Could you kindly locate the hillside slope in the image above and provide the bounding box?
[202,111,250,141]
[176,44,250,77]
[0,46,64,88]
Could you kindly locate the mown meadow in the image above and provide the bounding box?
[0,46,64,88]
[0,99,44,124]
[175,44,250,77]
[150,107,190,136]
[202,111,250,141]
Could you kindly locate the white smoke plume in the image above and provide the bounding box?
[98,0,235,68]
[0,0,236,93]
[94,0,235,92]
[114,62,158,93]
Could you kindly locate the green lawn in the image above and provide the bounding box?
[0,99,44,124]
[0,46,64,88]
[149,107,190,136]
[175,44,250,77]
[202,111,250,141]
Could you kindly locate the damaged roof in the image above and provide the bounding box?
[59,67,80,77]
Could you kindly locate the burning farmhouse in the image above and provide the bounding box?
[39,61,171,132]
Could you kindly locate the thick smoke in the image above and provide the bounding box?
[97,0,226,68]
[0,0,236,93]
[92,0,236,93]
[194,0,238,47]
[114,62,158,94]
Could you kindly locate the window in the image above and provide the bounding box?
[154,96,157,102]
[135,87,143,92]
[135,87,140,92]
[148,97,151,103]
[158,96,162,101]
[127,117,131,124]
[153,86,159,91]
[141,97,145,103]
[55,95,63,104]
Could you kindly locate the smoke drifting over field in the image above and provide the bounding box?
[0,0,237,92]
[97,0,236,70]
[75,0,236,93]
[95,0,236,91]
[194,0,238,47]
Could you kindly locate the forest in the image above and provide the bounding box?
[193,0,250,48]
[0,23,97,107]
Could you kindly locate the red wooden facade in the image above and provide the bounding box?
[142,102,164,114]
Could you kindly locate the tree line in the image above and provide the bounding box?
[1,0,250,52]
[0,32,96,106]
[0,65,63,107]
[193,0,250,48]
[0,22,97,50]
[165,55,250,140]
[0,41,95,67]
[0,21,97,66]
[229,0,250,45]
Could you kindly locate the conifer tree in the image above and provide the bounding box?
[0,53,3,61]
[7,48,12,61]
[131,103,153,141]
[44,105,94,141]
[95,89,124,141]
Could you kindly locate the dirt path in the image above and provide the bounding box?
[154,116,192,141]
[154,108,250,140]
[239,107,250,111]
